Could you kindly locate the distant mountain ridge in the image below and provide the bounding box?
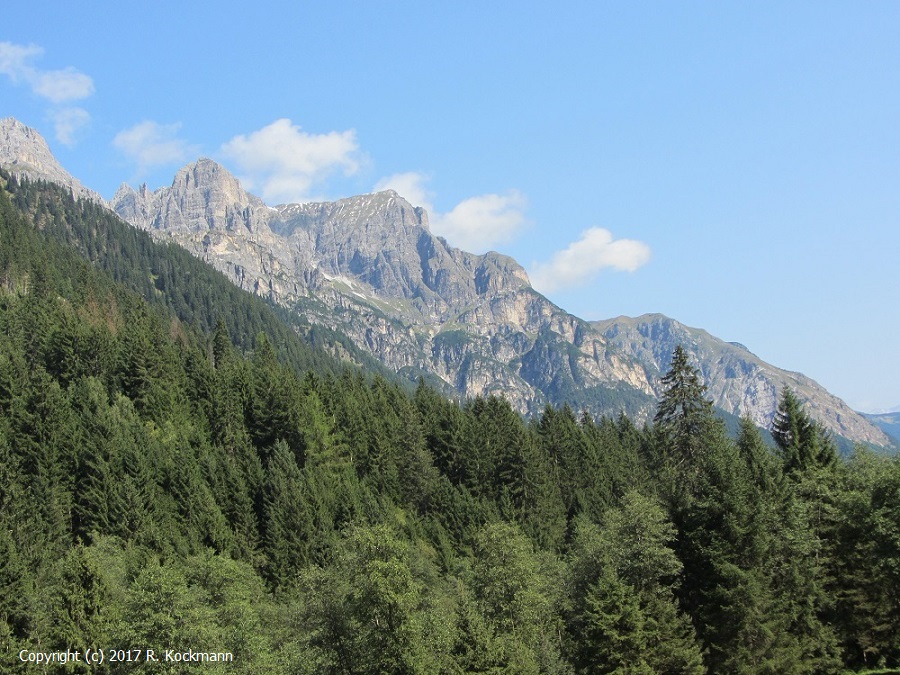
[861,412,900,448]
[591,314,884,446]
[0,117,890,448]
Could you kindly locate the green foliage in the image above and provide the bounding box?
[653,345,720,494]
[827,449,900,669]
[773,387,839,474]
[469,522,568,674]
[564,494,704,674]
[292,524,454,674]
[0,176,897,673]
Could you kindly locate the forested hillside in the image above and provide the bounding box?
[1,175,899,673]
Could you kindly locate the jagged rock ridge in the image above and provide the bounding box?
[111,159,653,415]
[0,117,105,205]
[0,119,889,447]
[108,157,887,446]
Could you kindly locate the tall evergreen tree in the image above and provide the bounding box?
[564,494,704,674]
[652,345,721,506]
[262,441,313,588]
[772,387,838,475]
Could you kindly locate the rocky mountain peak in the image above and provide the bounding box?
[274,190,427,237]
[173,158,257,207]
[4,117,886,449]
[0,117,105,205]
[111,158,274,237]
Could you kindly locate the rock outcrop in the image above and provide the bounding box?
[108,158,889,446]
[0,118,888,447]
[0,117,105,205]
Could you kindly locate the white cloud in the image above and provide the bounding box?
[51,107,90,147]
[1,42,95,145]
[0,41,94,102]
[373,172,435,212]
[113,121,199,172]
[373,172,528,253]
[33,67,94,103]
[0,42,42,82]
[529,227,651,293]
[434,191,528,252]
[220,118,360,204]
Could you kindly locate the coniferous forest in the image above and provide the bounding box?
[1,172,899,673]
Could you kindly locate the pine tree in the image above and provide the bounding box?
[564,494,704,674]
[772,387,838,476]
[263,441,313,588]
[654,347,715,462]
[653,345,721,505]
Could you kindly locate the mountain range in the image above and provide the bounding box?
[0,116,890,449]
[862,412,900,446]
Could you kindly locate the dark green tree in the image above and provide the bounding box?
[564,493,704,674]
[772,387,838,476]
[262,441,313,588]
[653,346,716,478]
[826,449,900,669]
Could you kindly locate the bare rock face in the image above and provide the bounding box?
[0,117,105,205]
[593,314,890,446]
[109,158,889,446]
[113,159,275,235]
[112,159,306,303]
[1,119,886,447]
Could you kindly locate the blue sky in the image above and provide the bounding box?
[2,2,898,412]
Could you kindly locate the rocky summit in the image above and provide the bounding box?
[108,157,888,447]
[0,117,105,205]
[0,118,890,447]
[111,159,653,416]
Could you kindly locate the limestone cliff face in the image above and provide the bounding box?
[0,117,105,205]
[112,160,302,303]
[593,314,889,446]
[0,119,887,446]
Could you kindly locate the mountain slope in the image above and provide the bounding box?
[0,118,889,447]
[861,411,900,449]
[110,158,887,446]
[0,116,105,205]
[593,314,885,445]
[0,165,398,384]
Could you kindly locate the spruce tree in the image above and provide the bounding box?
[654,347,713,456]
[772,387,838,475]
[564,494,704,674]
[653,345,720,504]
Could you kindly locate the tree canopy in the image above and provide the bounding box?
[1,172,898,673]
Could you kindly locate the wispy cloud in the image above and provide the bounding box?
[113,121,199,173]
[374,172,528,253]
[529,227,651,293]
[51,107,91,147]
[220,119,361,204]
[0,42,42,83]
[31,67,94,103]
[0,42,95,145]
